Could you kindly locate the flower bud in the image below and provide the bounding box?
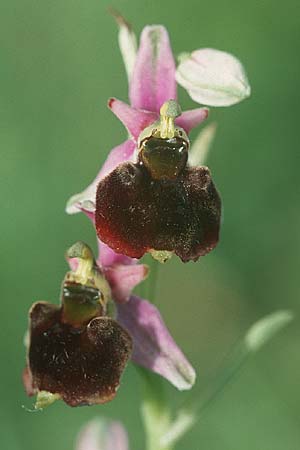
[176,48,251,107]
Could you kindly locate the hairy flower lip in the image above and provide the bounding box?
[27,303,133,407]
[95,161,221,263]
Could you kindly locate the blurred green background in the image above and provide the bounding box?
[1,0,300,448]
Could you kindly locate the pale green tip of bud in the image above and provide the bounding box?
[160,100,182,119]
[245,310,294,352]
[35,391,61,410]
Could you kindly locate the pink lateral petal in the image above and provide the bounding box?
[76,419,129,450]
[97,240,137,268]
[117,296,196,390]
[104,264,149,303]
[129,26,176,113]
[176,107,209,134]
[109,98,157,140]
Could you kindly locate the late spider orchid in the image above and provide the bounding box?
[66,24,210,218]
[66,20,249,263]
[23,241,196,408]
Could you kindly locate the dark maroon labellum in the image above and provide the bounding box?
[26,301,132,406]
[95,162,221,262]
[139,136,188,180]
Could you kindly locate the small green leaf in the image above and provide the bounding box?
[244,310,294,352]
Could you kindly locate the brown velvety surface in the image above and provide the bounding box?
[95,162,221,262]
[27,302,132,406]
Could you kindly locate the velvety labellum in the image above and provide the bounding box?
[95,162,221,262]
[26,301,132,407]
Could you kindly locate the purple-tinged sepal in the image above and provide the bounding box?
[117,296,196,390]
[129,26,176,112]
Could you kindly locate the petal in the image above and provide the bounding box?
[176,48,251,106]
[95,162,221,262]
[129,26,176,112]
[76,418,129,450]
[66,140,135,215]
[109,98,157,141]
[175,107,209,134]
[117,296,196,390]
[97,239,137,268]
[104,264,149,303]
[188,122,217,167]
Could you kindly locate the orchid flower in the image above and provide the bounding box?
[23,241,195,408]
[66,20,249,263]
[66,25,210,218]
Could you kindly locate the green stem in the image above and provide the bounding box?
[139,369,173,450]
[147,256,159,303]
[138,258,172,450]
